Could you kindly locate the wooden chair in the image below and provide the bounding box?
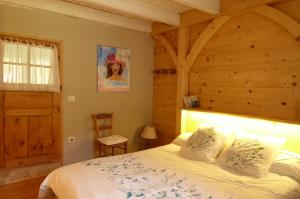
[92,113,128,157]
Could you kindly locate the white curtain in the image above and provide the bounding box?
[0,39,60,92]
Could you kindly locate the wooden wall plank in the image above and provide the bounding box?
[154,52,175,68]
[152,29,178,145]
[194,44,300,67]
[152,34,178,66]
[189,4,300,123]
[4,92,52,110]
[191,87,300,122]
[28,116,53,156]
[186,15,230,70]
[190,61,300,88]
[5,109,52,117]
[162,29,179,50]
[4,117,28,160]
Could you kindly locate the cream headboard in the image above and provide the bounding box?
[181,110,300,154]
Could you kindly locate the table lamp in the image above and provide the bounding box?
[141,126,157,149]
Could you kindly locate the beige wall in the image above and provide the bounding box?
[0,5,153,164]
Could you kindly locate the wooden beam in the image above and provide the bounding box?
[84,0,180,26]
[185,15,230,71]
[221,0,284,13]
[173,0,220,15]
[175,26,190,136]
[253,5,300,41]
[0,0,151,32]
[152,34,178,66]
[180,0,285,27]
[152,22,177,34]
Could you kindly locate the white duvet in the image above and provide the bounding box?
[39,144,300,199]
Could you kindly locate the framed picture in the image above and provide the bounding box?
[97,45,130,92]
[183,95,199,108]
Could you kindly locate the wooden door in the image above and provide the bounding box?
[0,91,61,168]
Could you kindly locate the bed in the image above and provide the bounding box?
[39,144,300,199]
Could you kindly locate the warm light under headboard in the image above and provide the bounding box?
[181,110,300,154]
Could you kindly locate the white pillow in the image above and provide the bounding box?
[172,132,193,146]
[217,133,285,178]
[180,127,227,163]
[270,150,300,182]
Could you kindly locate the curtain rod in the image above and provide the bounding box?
[0,35,57,48]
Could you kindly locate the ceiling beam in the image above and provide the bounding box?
[85,0,180,26]
[180,0,286,27]
[173,0,220,15]
[0,0,152,32]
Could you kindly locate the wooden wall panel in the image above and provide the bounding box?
[190,21,211,45]
[152,1,300,145]
[2,91,61,167]
[189,9,300,123]
[4,92,52,110]
[28,116,53,156]
[152,29,178,145]
[4,117,28,160]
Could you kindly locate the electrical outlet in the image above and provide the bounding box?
[68,136,76,143]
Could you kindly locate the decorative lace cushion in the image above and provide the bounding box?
[217,133,284,178]
[270,151,300,182]
[180,127,226,163]
[172,132,193,146]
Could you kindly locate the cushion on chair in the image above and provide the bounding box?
[97,135,128,145]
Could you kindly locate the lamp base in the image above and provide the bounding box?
[144,139,154,149]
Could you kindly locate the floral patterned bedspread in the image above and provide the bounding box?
[38,144,300,199]
[83,154,213,199]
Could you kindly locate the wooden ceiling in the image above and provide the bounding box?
[64,0,192,20]
[0,0,220,32]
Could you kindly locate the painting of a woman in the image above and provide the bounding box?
[106,53,126,82]
[97,46,130,92]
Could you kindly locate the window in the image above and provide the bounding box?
[0,39,60,92]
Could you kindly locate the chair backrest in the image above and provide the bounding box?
[92,113,113,138]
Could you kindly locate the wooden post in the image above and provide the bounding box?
[175,26,190,136]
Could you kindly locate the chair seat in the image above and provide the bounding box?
[97,135,128,146]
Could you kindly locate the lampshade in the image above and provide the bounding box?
[141,126,157,139]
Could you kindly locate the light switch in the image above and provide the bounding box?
[68,96,76,102]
